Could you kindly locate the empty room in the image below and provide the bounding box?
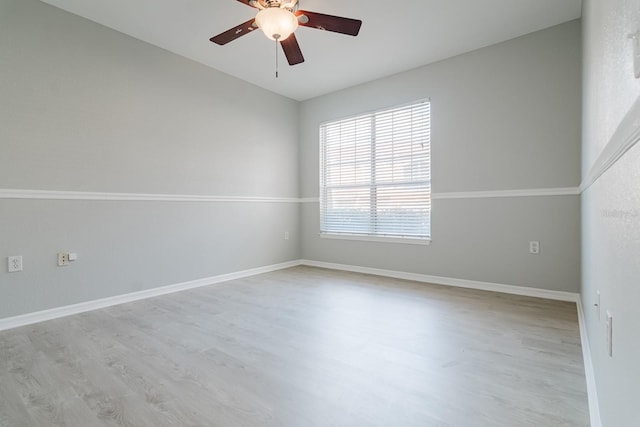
[1,0,638,425]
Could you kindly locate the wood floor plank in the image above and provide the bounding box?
[0,266,589,426]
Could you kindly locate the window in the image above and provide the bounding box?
[319,99,431,243]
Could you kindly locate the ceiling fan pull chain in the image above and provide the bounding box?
[275,37,279,78]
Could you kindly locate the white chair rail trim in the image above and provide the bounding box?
[0,188,299,203]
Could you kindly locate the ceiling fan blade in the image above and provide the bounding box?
[210,19,257,45]
[295,10,362,36]
[280,33,304,65]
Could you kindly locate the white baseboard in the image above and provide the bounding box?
[0,259,588,334]
[576,296,602,427]
[0,260,300,332]
[0,256,579,326]
[299,259,579,302]
[2,258,578,332]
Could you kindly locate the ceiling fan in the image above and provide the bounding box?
[210,0,362,66]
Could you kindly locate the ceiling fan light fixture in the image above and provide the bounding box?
[255,7,298,41]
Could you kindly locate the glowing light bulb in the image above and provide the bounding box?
[255,7,298,41]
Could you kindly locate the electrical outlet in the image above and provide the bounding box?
[57,252,70,266]
[8,256,23,272]
[284,231,290,240]
[529,241,540,254]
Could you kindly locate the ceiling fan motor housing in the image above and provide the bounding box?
[252,0,297,11]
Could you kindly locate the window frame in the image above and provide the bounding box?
[318,99,432,244]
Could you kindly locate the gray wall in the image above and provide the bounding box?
[581,0,640,425]
[0,0,300,319]
[0,3,583,319]
[300,21,582,292]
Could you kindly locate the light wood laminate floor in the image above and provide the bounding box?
[0,266,589,426]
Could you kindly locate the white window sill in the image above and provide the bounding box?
[319,233,431,245]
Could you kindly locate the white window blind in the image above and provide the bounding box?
[319,99,431,241]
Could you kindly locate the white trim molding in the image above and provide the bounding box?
[432,187,580,200]
[0,260,300,332]
[581,96,640,193]
[301,187,580,203]
[0,188,300,203]
[1,187,581,203]
[299,197,321,203]
[299,260,579,302]
[576,296,603,427]
[576,298,602,427]
[1,259,581,331]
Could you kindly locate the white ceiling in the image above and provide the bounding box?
[40,0,582,101]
